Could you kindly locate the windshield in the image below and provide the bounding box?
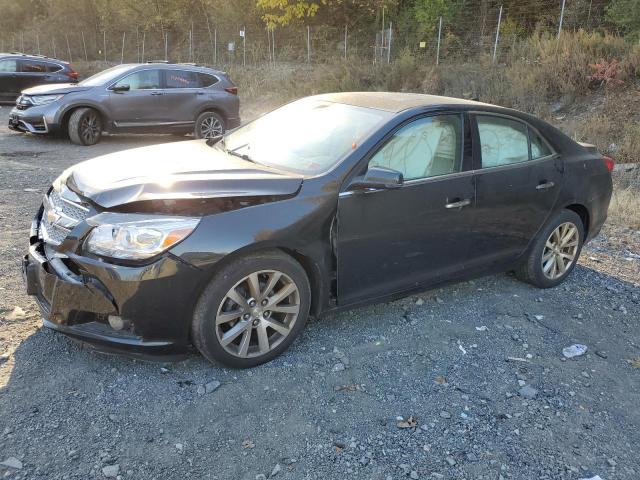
[223,98,391,175]
[79,65,135,86]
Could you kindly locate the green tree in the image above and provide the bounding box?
[606,0,640,38]
[414,0,463,34]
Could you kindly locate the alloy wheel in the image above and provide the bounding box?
[541,222,579,280]
[215,270,300,358]
[200,115,223,139]
[80,113,99,144]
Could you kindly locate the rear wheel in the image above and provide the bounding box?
[68,108,102,146]
[194,111,225,139]
[192,251,311,368]
[516,209,584,288]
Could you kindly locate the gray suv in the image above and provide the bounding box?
[8,62,240,145]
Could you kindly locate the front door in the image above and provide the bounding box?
[107,69,165,128]
[0,58,20,100]
[336,113,476,305]
[468,114,564,269]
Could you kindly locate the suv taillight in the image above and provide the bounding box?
[67,68,79,80]
[224,87,238,95]
[602,155,614,172]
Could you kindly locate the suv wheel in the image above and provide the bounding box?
[516,209,584,288]
[192,251,311,368]
[68,108,102,146]
[194,111,225,139]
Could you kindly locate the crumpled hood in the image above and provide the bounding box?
[22,83,92,95]
[63,140,303,208]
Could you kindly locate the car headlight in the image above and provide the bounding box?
[29,94,64,106]
[85,215,200,260]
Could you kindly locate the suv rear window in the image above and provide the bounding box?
[165,70,218,88]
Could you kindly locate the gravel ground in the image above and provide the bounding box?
[1,105,639,480]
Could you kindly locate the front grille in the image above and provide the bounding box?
[40,187,90,247]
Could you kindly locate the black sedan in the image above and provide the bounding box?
[22,93,613,367]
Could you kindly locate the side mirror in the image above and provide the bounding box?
[111,84,130,92]
[348,166,403,191]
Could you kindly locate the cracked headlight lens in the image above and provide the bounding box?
[85,216,200,260]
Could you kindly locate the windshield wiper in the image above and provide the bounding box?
[227,143,255,163]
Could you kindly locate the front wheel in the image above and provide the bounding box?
[68,107,102,146]
[194,111,225,139]
[192,251,311,368]
[516,209,585,288]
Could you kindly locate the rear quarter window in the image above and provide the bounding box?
[197,73,218,87]
[46,63,63,73]
[166,70,199,88]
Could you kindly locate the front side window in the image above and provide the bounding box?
[113,70,161,90]
[369,115,462,181]
[0,59,18,72]
[165,70,199,88]
[477,116,529,168]
[20,60,48,73]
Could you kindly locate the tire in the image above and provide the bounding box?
[516,209,585,288]
[68,108,102,146]
[192,251,311,368]
[194,111,225,139]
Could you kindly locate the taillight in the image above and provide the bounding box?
[602,155,614,172]
[224,87,238,95]
[67,67,79,80]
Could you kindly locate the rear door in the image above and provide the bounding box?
[467,113,563,269]
[336,113,476,305]
[16,59,51,91]
[0,58,19,99]
[162,70,220,123]
[107,69,164,128]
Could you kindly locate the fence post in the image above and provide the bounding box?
[243,26,246,67]
[306,25,310,63]
[81,31,88,61]
[120,32,125,64]
[36,34,40,55]
[387,22,392,64]
[205,13,214,65]
[557,0,566,38]
[272,29,276,63]
[66,34,72,63]
[344,24,347,61]
[214,29,217,65]
[103,31,107,62]
[436,16,442,65]
[53,38,56,58]
[190,22,194,62]
[492,5,502,64]
[164,33,168,61]
[141,32,145,62]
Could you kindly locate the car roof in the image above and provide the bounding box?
[312,92,498,113]
[0,52,69,64]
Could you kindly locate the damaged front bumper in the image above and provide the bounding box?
[23,215,205,360]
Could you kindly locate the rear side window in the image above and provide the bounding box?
[113,70,161,90]
[20,60,49,73]
[166,70,199,88]
[0,59,18,72]
[477,116,529,167]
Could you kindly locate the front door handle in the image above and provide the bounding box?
[150,91,163,96]
[445,198,471,209]
[536,181,555,191]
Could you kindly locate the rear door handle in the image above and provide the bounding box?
[536,181,555,191]
[150,91,163,96]
[445,198,471,209]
